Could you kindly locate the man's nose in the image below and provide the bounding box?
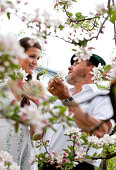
[68,65,73,71]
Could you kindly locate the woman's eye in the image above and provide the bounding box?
[37,57,40,60]
[29,55,34,58]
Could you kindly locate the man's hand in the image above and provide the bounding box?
[48,77,71,100]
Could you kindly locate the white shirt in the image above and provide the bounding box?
[39,84,114,167]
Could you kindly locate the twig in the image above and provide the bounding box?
[42,138,51,157]
[112,0,116,45]
[92,152,116,160]
[87,15,109,42]
[64,8,97,24]
[83,19,97,32]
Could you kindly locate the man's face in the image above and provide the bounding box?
[66,60,92,85]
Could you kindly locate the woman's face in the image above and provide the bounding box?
[18,47,41,74]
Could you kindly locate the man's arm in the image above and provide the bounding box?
[68,101,112,137]
[48,77,112,137]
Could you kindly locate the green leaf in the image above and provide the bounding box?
[68,145,73,151]
[110,10,116,24]
[58,24,64,30]
[67,11,73,17]
[78,39,87,47]
[42,36,47,39]
[72,49,77,51]
[85,155,92,160]
[75,12,86,20]
[48,96,57,103]
[14,123,19,133]
[32,133,39,140]
[7,12,11,19]
[68,151,74,161]
[103,65,111,71]
[93,152,97,157]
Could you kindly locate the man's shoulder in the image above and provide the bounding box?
[82,84,109,95]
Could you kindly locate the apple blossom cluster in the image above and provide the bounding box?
[0,0,15,13]
[64,126,82,137]
[26,8,63,43]
[29,126,116,169]
[29,138,86,169]
[13,68,28,81]
[54,71,66,81]
[87,134,116,147]
[0,34,27,60]
[0,0,28,15]
[91,63,105,84]
[54,0,75,10]
[72,46,94,63]
[18,105,47,134]
[91,55,116,89]
[111,55,116,77]
[0,151,20,170]
[0,34,28,80]
[95,3,106,14]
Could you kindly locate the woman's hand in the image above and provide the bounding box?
[8,79,45,105]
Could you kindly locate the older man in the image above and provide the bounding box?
[42,54,113,170]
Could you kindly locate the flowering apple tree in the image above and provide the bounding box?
[0,0,116,170]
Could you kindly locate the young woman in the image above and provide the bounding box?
[0,37,43,169]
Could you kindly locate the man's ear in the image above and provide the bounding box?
[90,65,96,71]
[88,65,96,75]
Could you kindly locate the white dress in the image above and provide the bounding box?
[0,82,31,170]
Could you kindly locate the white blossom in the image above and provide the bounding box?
[95,3,106,12]
[19,105,43,125]
[87,135,101,146]
[73,46,93,63]
[56,155,63,163]
[100,134,116,146]
[0,151,20,170]
[29,155,36,165]
[0,34,27,60]
[14,68,28,81]
[87,134,116,147]
[64,126,82,137]
[19,105,46,134]
[9,163,20,170]
[58,0,72,7]
[91,63,104,84]
[57,71,65,81]
[74,147,86,162]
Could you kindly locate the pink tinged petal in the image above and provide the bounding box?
[11,99,16,105]
[96,13,101,16]
[52,150,56,155]
[101,8,106,12]
[17,1,21,4]
[34,99,39,105]
[24,2,28,5]
[17,80,24,87]
[20,115,27,122]
[50,162,54,165]
[44,41,47,44]
[33,19,38,22]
